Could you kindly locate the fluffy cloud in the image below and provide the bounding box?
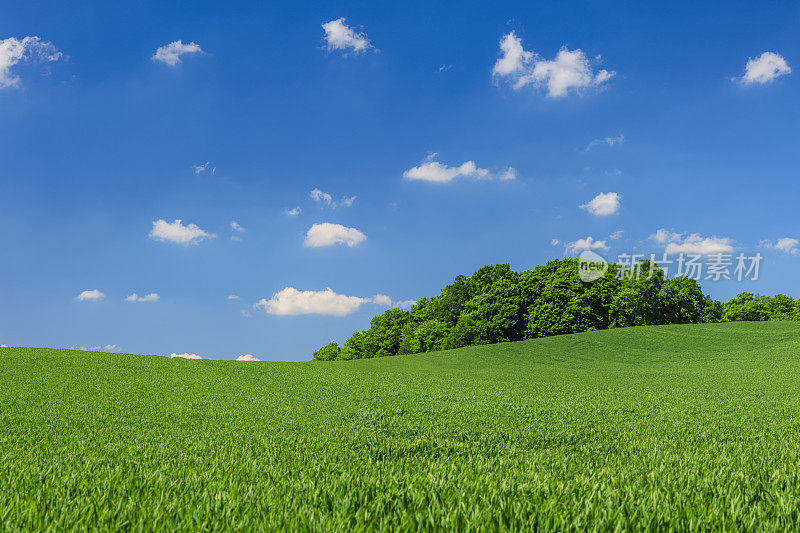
[125,293,159,302]
[581,192,620,216]
[650,229,734,255]
[0,344,7,348]
[236,354,260,362]
[493,32,614,97]
[584,134,625,152]
[761,237,799,255]
[0,36,62,89]
[372,294,416,309]
[304,222,366,247]
[255,287,370,316]
[403,158,494,183]
[77,289,105,302]
[149,219,215,245]
[170,352,202,360]
[609,230,624,240]
[737,52,791,84]
[565,237,609,254]
[285,206,301,216]
[322,18,373,54]
[152,40,203,66]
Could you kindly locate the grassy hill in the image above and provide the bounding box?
[3,322,800,530]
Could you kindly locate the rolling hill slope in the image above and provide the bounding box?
[3,322,800,530]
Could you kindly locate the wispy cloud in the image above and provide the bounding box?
[125,293,159,302]
[650,229,734,255]
[565,237,609,254]
[761,237,799,255]
[403,155,515,183]
[584,134,624,152]
[0,36,62,89]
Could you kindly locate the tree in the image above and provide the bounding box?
[313,342,341,361]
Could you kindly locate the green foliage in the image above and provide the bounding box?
[312,341,341,361]
[722,292,798,322]
[6,322,800,529]
[318,258,752,360]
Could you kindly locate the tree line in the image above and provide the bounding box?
[313,258,798,361]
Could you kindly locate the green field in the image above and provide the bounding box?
[3,322,800,530]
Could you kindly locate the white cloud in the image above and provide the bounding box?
[493,32,614,97]
[0,36,62,89]
[322,18,373,54]
[192,162,213,175]
[149,219,215,245]
[304,222,366,247]
[152,40,203,66]
[230,221,245,233]
[241,309,252,318]
[565,237,609,254]
[227,294,240,300]
[255,287,370,316]
[499,167,517,181]
[551,238,560,246]
[310,188,332,205]
[761,237,799,255]
[609,230,624,240]
[392,299,416,310]
[580,192,620,216]
[584,134,625,152]
[78,344,120,352]
[372,294,392,306]
[403,159,491,183]
[170,352,202,360]
[737,52,791,84]
[285,206,301,216]
[310,189,355,208]
[0,344,7,348]
[236,354,260,362]
[77,289,105,302]
[651,229,734,255]
[125,293,159,302]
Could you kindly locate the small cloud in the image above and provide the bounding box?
[493,32,615,97]
[230,221,245,241]
[551,238,560,246]
[0,344,7,348]
[310,189,355,208]
[650,229,734,255]
[78,344,120,352]
[227,294,240,300]
[403,158,495,183]
[438,64,452,72]
[149,219,215,245]
[0,36,63,89]
[255,287,370,316]
[321,18,373,54]
[392,299,416,310]
[372,294,392,306]
[584,134,624,152]
[499,167,517,181]
[761,237,799,255]
[236,354,260,362]
[240,309,252,318]
[152,40,203,66]
[77,289,105,302]
[565,237,609,254]
[192,162,212,175]
[736,52,791,84]
[304,223,366,248]
[580,192,620,216]
[125,293,159,303]
[609,230,624,240]
[170,352,203,360]
[310,188,332,205]
[285,206,301,216]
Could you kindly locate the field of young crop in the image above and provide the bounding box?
[3,322,800,530]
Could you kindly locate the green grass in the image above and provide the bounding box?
[3,322,800,530]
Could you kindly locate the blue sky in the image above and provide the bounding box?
[1,1,798,360]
